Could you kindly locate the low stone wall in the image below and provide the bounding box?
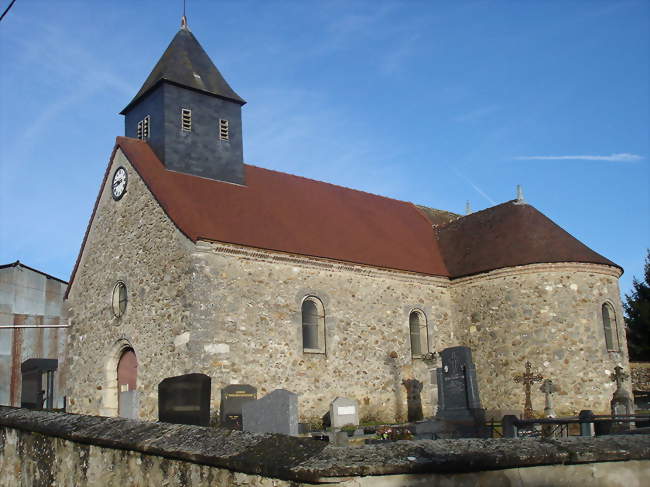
[1,407,649,486]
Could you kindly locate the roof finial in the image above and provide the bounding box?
[515,184,525,204]
[465,200,472,215]
[181,0,188,30]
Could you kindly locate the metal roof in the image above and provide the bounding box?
[120,26,245,114]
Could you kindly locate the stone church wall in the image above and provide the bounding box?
[64,148,196,419]
[184,242,456,423]
[451,263,629,416]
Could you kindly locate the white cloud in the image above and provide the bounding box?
[514,153,644,162]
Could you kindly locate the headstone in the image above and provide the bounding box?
[610,366,634,432]
[242,389,298,436]
[433,346,485,438]
[119,390,140,420]
[21,359,57,409]
[219,384,257,430]
[158,373,211,426]
[579,409,595,437]
[540,379,558,418]
[402,379,424,422]
[329,397,359,429]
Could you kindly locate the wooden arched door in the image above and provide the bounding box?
[117,348,138,418]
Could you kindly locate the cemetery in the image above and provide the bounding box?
[1,404,649,486]
[4,324,650,485]
[83,344,647,450]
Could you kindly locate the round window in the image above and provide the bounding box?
[112,281,127,318]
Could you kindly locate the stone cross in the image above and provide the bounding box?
[610,366,629,392]
[609,366,634,422]
[539,379,558,418]
[513,361,543,419]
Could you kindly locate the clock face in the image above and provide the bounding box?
[112,167,127,200]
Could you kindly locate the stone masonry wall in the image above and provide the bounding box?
[2,407,650,487]
[184,242,456,423]
[452,263,629,416]
[64,148,195,419]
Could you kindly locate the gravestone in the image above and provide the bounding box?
[242,389,298,436]
[434,346,485,437]
[329,397,359,429]
[21,359,57,409]
[219,384,257,429]
[119,390,140,420]
[540,379,558,418]
[610,366,634,432]
[402,379,424,422]
[158,373,211,426]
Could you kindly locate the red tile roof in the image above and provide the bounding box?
[435,201,620,278]
[117,137,450,276]
[65,137,621,298]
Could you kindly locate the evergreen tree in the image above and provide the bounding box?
[624,250,650,361]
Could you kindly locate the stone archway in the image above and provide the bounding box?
[101,338,139,418]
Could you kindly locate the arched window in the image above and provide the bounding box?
[302,297,325,353]
[602,302,620,352]
[409,310,428,358]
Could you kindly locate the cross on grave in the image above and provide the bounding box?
[609,365,634,423]
[513,361,543,419]
[539,379,558,418]
[610,366,629,392]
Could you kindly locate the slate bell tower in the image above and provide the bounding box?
[120,17,246,185]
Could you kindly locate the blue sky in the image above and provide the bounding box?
[0,0,648,297]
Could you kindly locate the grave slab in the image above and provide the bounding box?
[242,389,298,436]
[219,384,257,430]
[158,373,211,426]
[329,397,359,429]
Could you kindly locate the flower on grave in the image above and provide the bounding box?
[375,425,413,441]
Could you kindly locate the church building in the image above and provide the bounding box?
[63,19,630,423]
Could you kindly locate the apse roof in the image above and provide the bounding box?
[120,26,245,114]
[435,201,620,278]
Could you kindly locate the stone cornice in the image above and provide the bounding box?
[194,240,450,287]
[451,262,622,287]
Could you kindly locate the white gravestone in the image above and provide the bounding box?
[329,397,359,429]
